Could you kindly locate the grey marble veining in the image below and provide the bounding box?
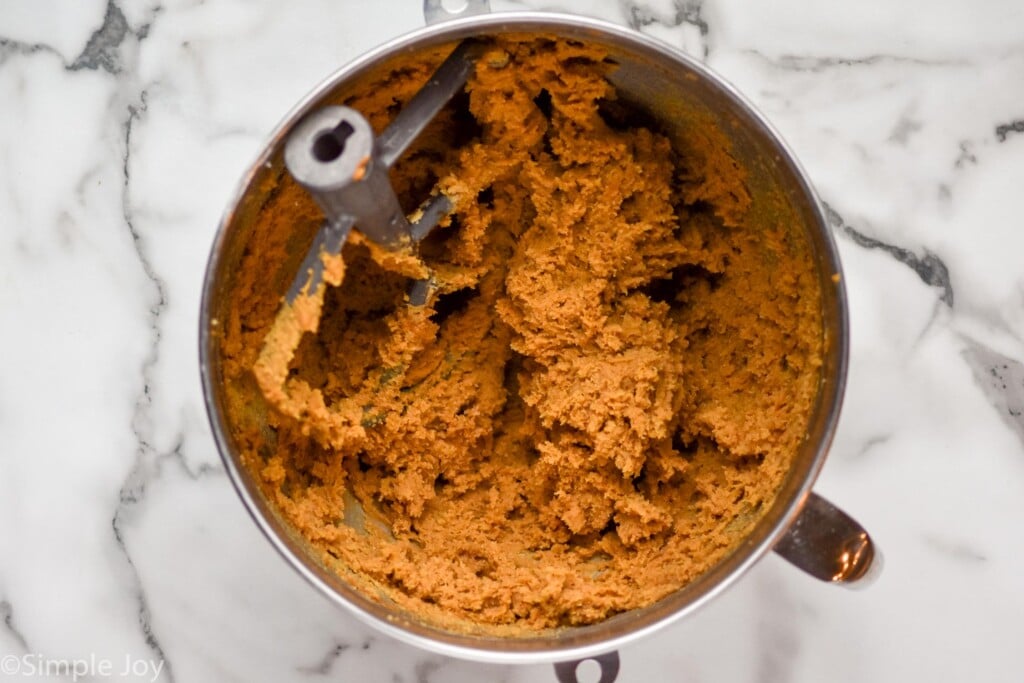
[1,0,1022,681]
[963,339,1024,446]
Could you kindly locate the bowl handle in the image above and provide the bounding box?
[554,651,620,683]
[774,492,882,586]
[424,0,492,25]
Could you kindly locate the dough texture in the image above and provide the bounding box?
[219,36,823,633]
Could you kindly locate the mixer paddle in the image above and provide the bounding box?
[282,39,478,302]
[253,40,480,425]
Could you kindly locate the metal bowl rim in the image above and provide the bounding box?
[198,9,849,664]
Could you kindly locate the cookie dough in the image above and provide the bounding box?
[220,36,823,632]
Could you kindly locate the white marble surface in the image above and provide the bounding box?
[1,0,1023,681]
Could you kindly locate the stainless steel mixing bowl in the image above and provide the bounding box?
[200,4,878,681]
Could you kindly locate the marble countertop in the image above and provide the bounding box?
[2,0,1022,681]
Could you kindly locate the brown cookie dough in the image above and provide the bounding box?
[220,36,823,633]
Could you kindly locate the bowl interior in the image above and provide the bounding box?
[200,14,847,663]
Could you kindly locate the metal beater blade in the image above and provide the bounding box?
[282,40,479,303]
